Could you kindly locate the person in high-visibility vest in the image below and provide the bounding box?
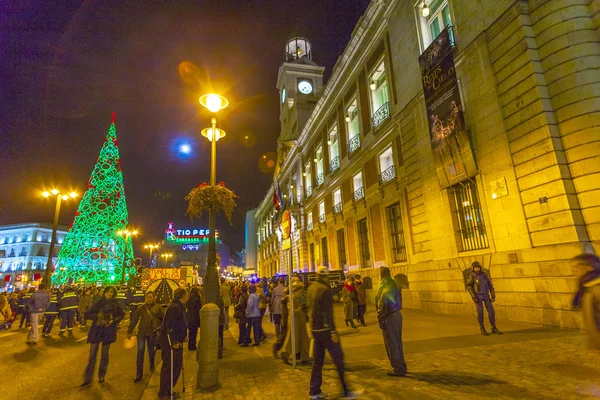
[59,286,79,337]
[42,290,60,337]
[129,285,145,319]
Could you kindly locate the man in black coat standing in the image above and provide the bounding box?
[158,288,189,400]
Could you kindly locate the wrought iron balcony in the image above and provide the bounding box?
[379,165,396,185]
[372,102,390,129]
[348,135,360,154]
[319,214,326,223]
[307,222,313,231]
[329,157,339,174]
[305,186,312,199]
[316,173,324,186]
[333,202,342,215]
[353,187,365,202]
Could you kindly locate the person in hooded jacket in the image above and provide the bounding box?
[186,287,202,351]
[572,253,600,350]
[466,261,502,336]
[81,286,125,386]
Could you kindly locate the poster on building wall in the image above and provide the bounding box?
[419,28,477,188]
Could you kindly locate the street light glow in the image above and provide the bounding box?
[201,127,226,142]
[199,93,229,113]
[51,189,59,195]
[179,143,192,154]
[42,191,50,197]
[61,195,69,200]
[69,192,77,198]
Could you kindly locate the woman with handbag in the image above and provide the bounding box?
[128,290,164,382]
[81,286,125,386]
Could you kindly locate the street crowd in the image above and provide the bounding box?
[0,254,599,400]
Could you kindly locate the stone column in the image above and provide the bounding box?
[197,303,220,389]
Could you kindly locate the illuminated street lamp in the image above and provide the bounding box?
[144,243,160,266]
[160,252,173,268]
[116,228,138,284]
[41,189,78,286]
[198,93,228,305]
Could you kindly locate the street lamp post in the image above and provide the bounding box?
[117,228,138,284]
[160,252,173,268]
[41,189,78,286]
[144,243,160,266]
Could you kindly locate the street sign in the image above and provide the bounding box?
[281,210,291,240]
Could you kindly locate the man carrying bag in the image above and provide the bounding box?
[158,288,188,400]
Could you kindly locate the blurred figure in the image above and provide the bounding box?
[257,282,268,341]
[355,275,367,327]
[466,261,502,335]
[27,283,49,345]
[342,279,357,329]
[572,253,600,350]
[220,278,232,330]
[376,267,407,377]
[186,287,202,351]
[42,290,60,337]
[81,286,125,386]
[271,278,285,336]
[235,285,249,345]
[279,281,310,364]
[0,293,11,330]
[78,287,93,328]
[59,286,79,337]
[19,288,33,328]
[245,285,261,346]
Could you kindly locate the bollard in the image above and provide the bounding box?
[197,303,220,389]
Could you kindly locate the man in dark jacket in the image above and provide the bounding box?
[466,261,502,335]
[375,267,407,377]
[158,288,189,400]
[42,290,60,337]
[18,288,33,328]
[307,267,359,400]
[27,283,50,344]
[59,286,79,337]
[128,290,163,382]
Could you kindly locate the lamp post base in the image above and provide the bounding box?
[197,303,220,389]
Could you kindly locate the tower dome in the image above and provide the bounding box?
[285,37,312,62]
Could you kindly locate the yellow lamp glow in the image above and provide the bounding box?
[69,192,77,198]
[51,189,59,195]
[42,191,51,197]
[421,5,430,17]
[61,195,69,200]
[370,81,377,91]
[199,94,229,113]
[201,127,226,142]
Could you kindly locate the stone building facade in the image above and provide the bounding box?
[254,0,600,328]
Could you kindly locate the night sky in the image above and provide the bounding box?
[0,0,371,253]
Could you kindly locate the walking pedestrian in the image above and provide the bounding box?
[342,280,357,329]
[42,290,60,337]
[572,253,600,350]
[78,287,93,328]
[375,266,407,377]
[235,285,249,345]
[19,288,33,328]
[257,282,268,341]
[27,283,50,345]
[307,267,359,400]
[220,278,232,330]
[279,281,310,364]
[245,285,261,346]
[466,261,502,335]
[129,285,146,318]
[355,276,367,327]
[58,286,79,337]
[158,288,189,400]
[128,291,163,382]
[81,286,125,386]
[186,287,202,351]
[0,293,12,330]
[271,278,285,337]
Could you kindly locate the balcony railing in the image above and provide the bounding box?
[319,214,326,223]
[379,165,396,185]
[305,186,312,199]
[353,187,365,202]
[348,135,360,154]
[372,102,390,128]
[333,202,342,214]
[316,173,324,186]
[307,222,313,231]
[329,157,339,174]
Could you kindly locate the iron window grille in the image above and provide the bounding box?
[450,180,489,252]
[353,187,365,202]
[329,157,340,173]
[336,229,347,269]
[372,102,390,128]
[319,214,326,223]
[305,186,312,199]
[357,218,372,268]
[348,135,360,154]
[316,173,324,186]
[386,203,407,263]
[333,202,342,214]
[379,165,396,185]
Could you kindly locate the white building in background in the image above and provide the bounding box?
[0,223,69,289]
[244,209,257,273]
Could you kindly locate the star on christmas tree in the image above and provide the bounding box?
[53,113,134,285]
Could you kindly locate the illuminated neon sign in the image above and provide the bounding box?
[182,244,200,251]
[165,222,217,244]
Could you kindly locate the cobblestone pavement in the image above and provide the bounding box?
[142,306,600,400]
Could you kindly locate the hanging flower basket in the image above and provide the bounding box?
[185,181,238,225]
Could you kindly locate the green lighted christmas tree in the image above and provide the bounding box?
[53,113,134,285]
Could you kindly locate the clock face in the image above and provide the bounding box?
[298,80,313,94]
[281,88,286,104]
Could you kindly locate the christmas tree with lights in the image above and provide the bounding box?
[53,113,134,285]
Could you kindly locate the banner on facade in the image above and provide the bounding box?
[419,28,477,188]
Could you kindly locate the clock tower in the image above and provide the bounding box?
[277,37,325,143]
